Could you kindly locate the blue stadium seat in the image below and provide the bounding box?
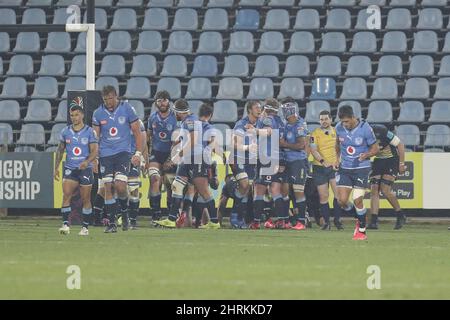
[258,32,284,54]
[396,124,420,147]
[438,56,450,76]
[98,55,126,77]
[26,0,53,6]
[128,100,145,120]
[408,55,434,77]
[156,78,182,99]
[386,9,412,30]
[130,55,157,77]
[421,0,446,6]
[13,32,40,53]
[22,8,46,24]
[381,32,407,53]
[222,55,249,77]
[148,0,173,7]
[345,56,372,77]
[211,101,238,123]
[68,55,86,76]
[283,56,310,77]
[340,78,367,100]
[185,78,212,99]
[417,8,443,30]
[228,31,254,54]
[172,8,198,30]
[203,8,228,30]
[239,0,265,5]
[187,100,203,117]
[305,101,331,123]
[62,77,85,99]
[38,55,65,77]
[355,8,378,30]
[56,0,83,5]
[52,8,73,24]
[424,125,450,148]
[54,100,67,122]
[111,8,137,30]
[263,9,290,30]
[350,32,377,53]
[116,0,143,6]
[207,0,233,7]
[124,78,152,99]
[178,0,204,7]
[0,77,27,99]
[366,101,393,123]
[329,0,356,6]
[24,100,52,122]
[31,77,59,99]
[319,32,346,53]
[166,31,193,54]
[371,77,398,100]
[299,0,325,6]
[433,78,450,99]
[0,33,10,53]
[376,55,403,76]
[288,32,315,54]
[443,33,450,53]
[403,78,430,99]
[161,55,188,77]
[412,31,438,53]
[7,55,34,76]
[44,32,71,53]
[315,56,342,76]
[83,8,108,31]
[216,78,244,99]
[234,9,259,30]
[15,146,38,152]
[390,0,415,6]
[310,78,337,100]
[0,8,15,24]
[47,123,67,145]
[16,124,45,146]
[294,9,319,30]
[278,78,305,99]
[429,101,450,123]
[0,123,13,145]
[325,9,351,30]
[136,31,162,53]
[253,55,280,77]
[0,100,20,121]
[197,32,223,54]
[104,31,132,53]
[191,55,218,77]
[247,78,274,100]
[359,0,386,5]
[397,101,425,123]
[142,8,168,30]
[268,0,295,6]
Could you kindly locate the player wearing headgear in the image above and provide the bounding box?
[55,102,98,236]
[368,124,407,230]
[92,86,143,233]
[229,100,261,228]
[335,105,379,240]
[248,98,285,229]
[156,100,220,229]
[309,110,342,230]
[147,90,178,224]
[279,101,309,230]
[127,119,147,230]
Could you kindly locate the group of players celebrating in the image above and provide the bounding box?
[55,86,407,240]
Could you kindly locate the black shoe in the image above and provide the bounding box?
[130,219,138,230]
[334,220,344,230]
[104,223,117,233]
[321,223,331,231]
[394,214,406,230]
[367,222,379,230]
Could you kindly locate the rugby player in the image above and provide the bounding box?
[55,103,98,235]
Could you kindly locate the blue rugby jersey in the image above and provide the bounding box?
[59,125,98,169]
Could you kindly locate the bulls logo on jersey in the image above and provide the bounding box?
[109,127,118,137]
[346,146,356,155]
[73,147,82,156]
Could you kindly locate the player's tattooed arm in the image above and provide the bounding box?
[359,142,380,161]
[54,142,65,181]
[280,136,306,151]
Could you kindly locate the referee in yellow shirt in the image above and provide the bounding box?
[309,110,343,230]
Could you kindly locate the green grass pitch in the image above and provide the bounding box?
[0,219,449,299]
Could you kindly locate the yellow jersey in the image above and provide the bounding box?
[310,126,337,166]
